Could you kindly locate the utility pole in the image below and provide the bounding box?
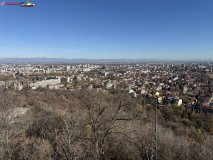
[151,97,157,160]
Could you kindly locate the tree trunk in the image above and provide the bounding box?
[95,140,100,160]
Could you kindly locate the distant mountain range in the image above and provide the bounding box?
[0,58,211,63]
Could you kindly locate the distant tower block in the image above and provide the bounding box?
[66,77,70,83]
[183,85,187,94]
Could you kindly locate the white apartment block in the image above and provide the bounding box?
[28,77,61,88]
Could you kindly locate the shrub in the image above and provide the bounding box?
[181,118,189,126]
[196,120,204,128]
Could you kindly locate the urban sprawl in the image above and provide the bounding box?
[1,62,213,114]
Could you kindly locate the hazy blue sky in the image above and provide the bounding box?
[0,0,212,60]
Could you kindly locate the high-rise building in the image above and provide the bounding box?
[183,85,187,94]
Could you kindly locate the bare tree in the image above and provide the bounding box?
[75,90,139,159]
[52,115,83,160]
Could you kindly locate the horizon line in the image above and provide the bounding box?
[0,57,213,60]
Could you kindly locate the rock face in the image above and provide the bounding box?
[7,107,29,121]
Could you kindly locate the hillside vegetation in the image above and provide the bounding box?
[0,87,213,160]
